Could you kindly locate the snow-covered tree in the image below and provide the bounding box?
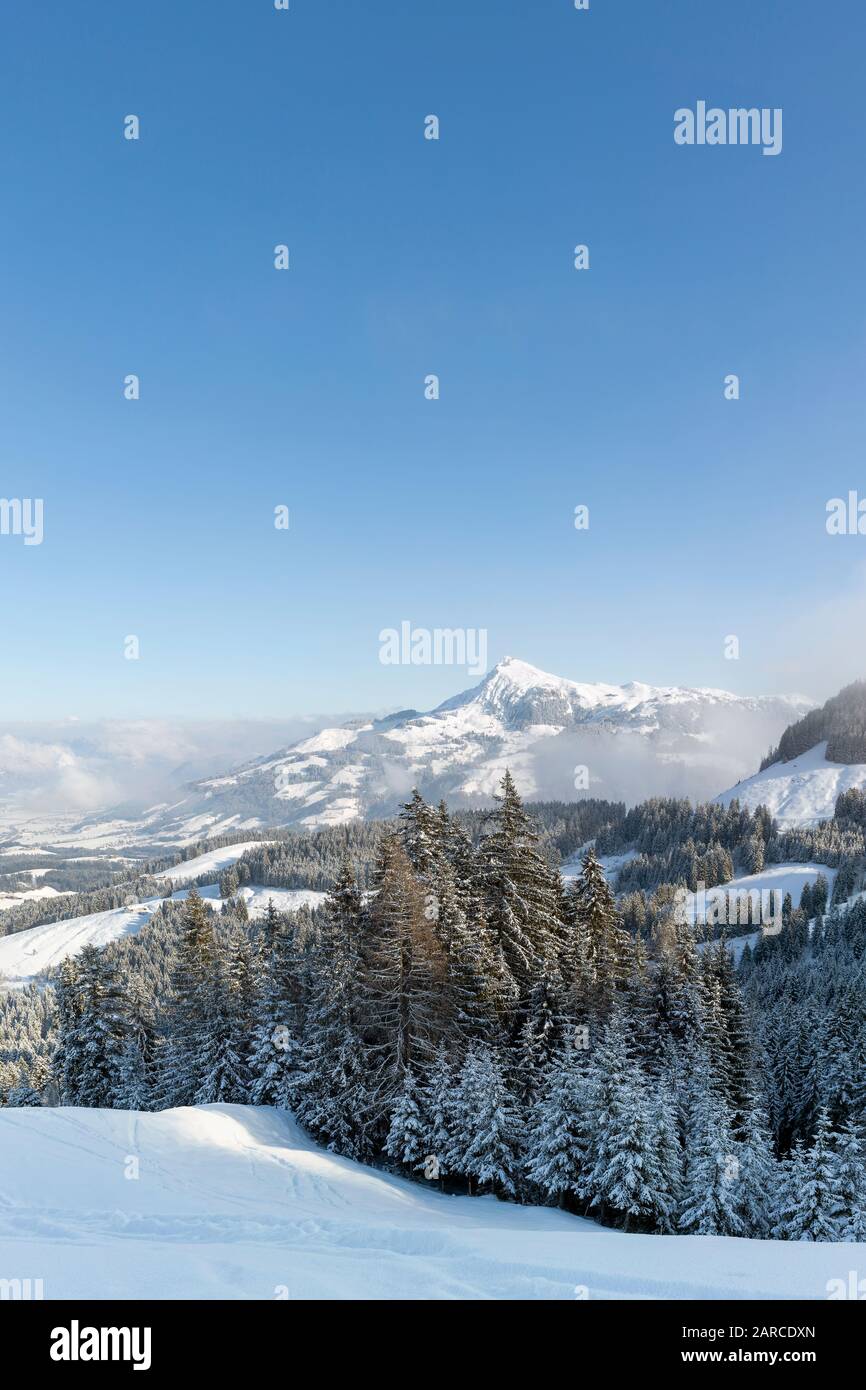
[454,1043,520,1197]
[831,1117,866,1241]
[775,1109,839,1241]
[678,1069,743,1237]
[525,1036,588,1206]
[582,1013,671,1230]
[384,1070,426,1173]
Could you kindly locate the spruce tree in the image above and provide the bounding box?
[478,771,563,1008]
[384,1070,426,1173]
[582,1013,670,1231]
[678,1067,743,1237]
[525,1036,588,1206]
[571,849,632,1018]
[455,1042,520,1198]
[775,1109,839,1240]
[362,836,448,1128]
[832,1117,866,1241]
[296,863,371,1158]
[158,889,218,1107]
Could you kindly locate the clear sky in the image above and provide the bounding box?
[1,0,864,720]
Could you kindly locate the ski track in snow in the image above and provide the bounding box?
[0,1104,859,1300]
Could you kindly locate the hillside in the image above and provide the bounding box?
[760,680,866,769]
[714,679,866,828]
[716,742,866,828]
[0,1103,855,1300]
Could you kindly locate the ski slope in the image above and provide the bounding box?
[0,1104,856,1301]
[0,884,325,989]
[154,842,270,885]
[0,899,162,988]
[715,742,866,828]
[684,863,837,924]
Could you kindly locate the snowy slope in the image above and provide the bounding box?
[0,900,162,987]
[0,883,70,913]
[154,841,273,885]
[0,1103,856,1300]
[51,658,809,847]
[0,884,325,989]
[683,863,837,921]
[715,742,866,828]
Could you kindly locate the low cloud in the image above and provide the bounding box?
[0,715,364,816]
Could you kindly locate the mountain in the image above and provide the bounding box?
[716,681,866,827]
[49,658,809,848]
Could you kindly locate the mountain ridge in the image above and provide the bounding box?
[42,658,809,848]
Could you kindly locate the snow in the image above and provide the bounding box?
[560,849,639,883]
[685,863,837,923]
[0,901,161,988]
[0,882,325,989]
[291,727,359,755]
[0,884,70,913]
[237,885,326,917]
[715,742,866,828]
[0,1103,856,1300]
[153,842,269,885]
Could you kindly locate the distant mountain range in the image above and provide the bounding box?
[37,657,811,849]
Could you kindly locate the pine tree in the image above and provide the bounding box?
[678,1068,743,1237]
[650,1076,683,1232]
[113,977,156,1110]
[296,863,371,1158]
[831,1117,866,1241]
[398,789,443,880]
[478,771,563,1007]
[158,890,219,1107]
[514,964,563,1110]
[195,927,253,1105]
[59,945,128,1108]
[571,849,632,1018]
[384,1070,426,1173]
[582,1013,671,1231]
[52,957,85,1104]
[419,1044,457,1180]
[525,1036,588,1206]
[455,1043,520,1197]
[775,1109,839,1240]
[735,1087,776,1237]
[249,906,303,1108]
[362,836,448,1129]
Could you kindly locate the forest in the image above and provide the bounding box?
[5,772,864,1243]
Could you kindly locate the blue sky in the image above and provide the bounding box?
[1,0,864,719]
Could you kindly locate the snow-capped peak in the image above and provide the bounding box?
[22,661,813,846]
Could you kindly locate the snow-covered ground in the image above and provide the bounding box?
[0,1103,856,1300]
[154,842,271,885]
[0,900,162,988]
[716,742,866,828]
[685,863,836,924]
[0,883,70,913]
[236,884,325,917]
[0,883,325,989]
[561,849,639,884]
